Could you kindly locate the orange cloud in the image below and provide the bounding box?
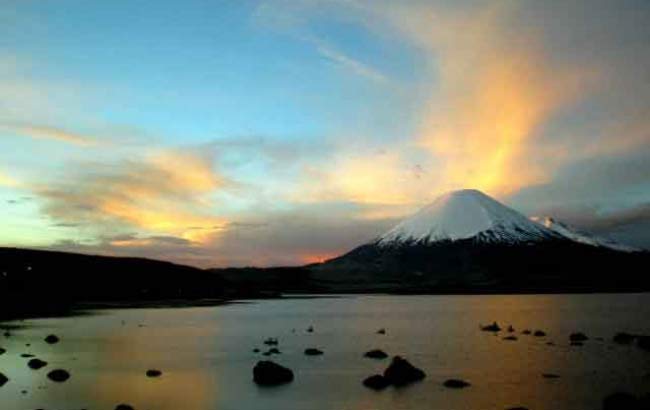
[392,3,591,196]
[0,122,98,146]
[38,149,227,244]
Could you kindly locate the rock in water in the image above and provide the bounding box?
[613,332,636,344]
[304,348,323,356]
[47,369,70,382]
[569,332,588,342]
[602,392,638,410]
[637,336,650,352]
[383,356,426,387]
[27,358,48,370]
[443,379,471,388]
[253,361,294,386]
[45,335,60,344]
[363,374,390,390]
[481,322,501,332]
[0,373,8,387]
[364,349,389,359]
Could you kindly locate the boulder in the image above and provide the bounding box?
[0,373,8,387]
[115,405,135,410]
[253,361,294,386]
[383,356,426,387]
[522,330,532,335]
[364,349,388,359]
[534,330,546,337]
[542,373,560,379]
[263,338,278,346]
[363,374,390,390]
[503,336,518,341]
[377,328,386,335]
[443,379,471,388]
[304,348,323,356]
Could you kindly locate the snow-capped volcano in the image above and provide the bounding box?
[377,189,559,246]
[311,188,648,293]
[530,216,637,252]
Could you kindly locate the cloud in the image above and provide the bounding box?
[313,40,387,83]
[0,122,99,146]
[0,171,18,187]
[35,148,228,244]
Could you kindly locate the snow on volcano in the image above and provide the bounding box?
[376,189,561,246]
[530,216,638,252]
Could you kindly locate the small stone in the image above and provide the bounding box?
[503,336,518,341]
[377,328,386,335]
[637,336,650,352]
[20,353,34,358]
[533,330,546,337]
[253,361,294,386]
[263,338,278,346]
[481,322,501,332]
[542,373,560,379]
[28,358,48,370]
[522,330,532,335]
[364,349,389,359]
[47,369,70,382]
[146,369,162,378]
[115,405,135,410]
[569,332,588,342]
[613,332,636,344]
[304,348,323,356]
[0,373,8,387]
[44,335,60,344]
[363,374,390,390]
[443,379,471,388]
[603,392,638,410]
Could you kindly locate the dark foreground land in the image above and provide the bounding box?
[2,243,650,321]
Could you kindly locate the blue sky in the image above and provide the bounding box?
[1,0,649,266]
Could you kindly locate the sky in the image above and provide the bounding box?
[1,0,649,267]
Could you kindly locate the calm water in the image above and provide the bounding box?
[1,294,650,410]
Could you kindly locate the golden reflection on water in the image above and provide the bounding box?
[88,310,218,410]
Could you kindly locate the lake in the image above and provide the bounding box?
[1,294,649,410]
